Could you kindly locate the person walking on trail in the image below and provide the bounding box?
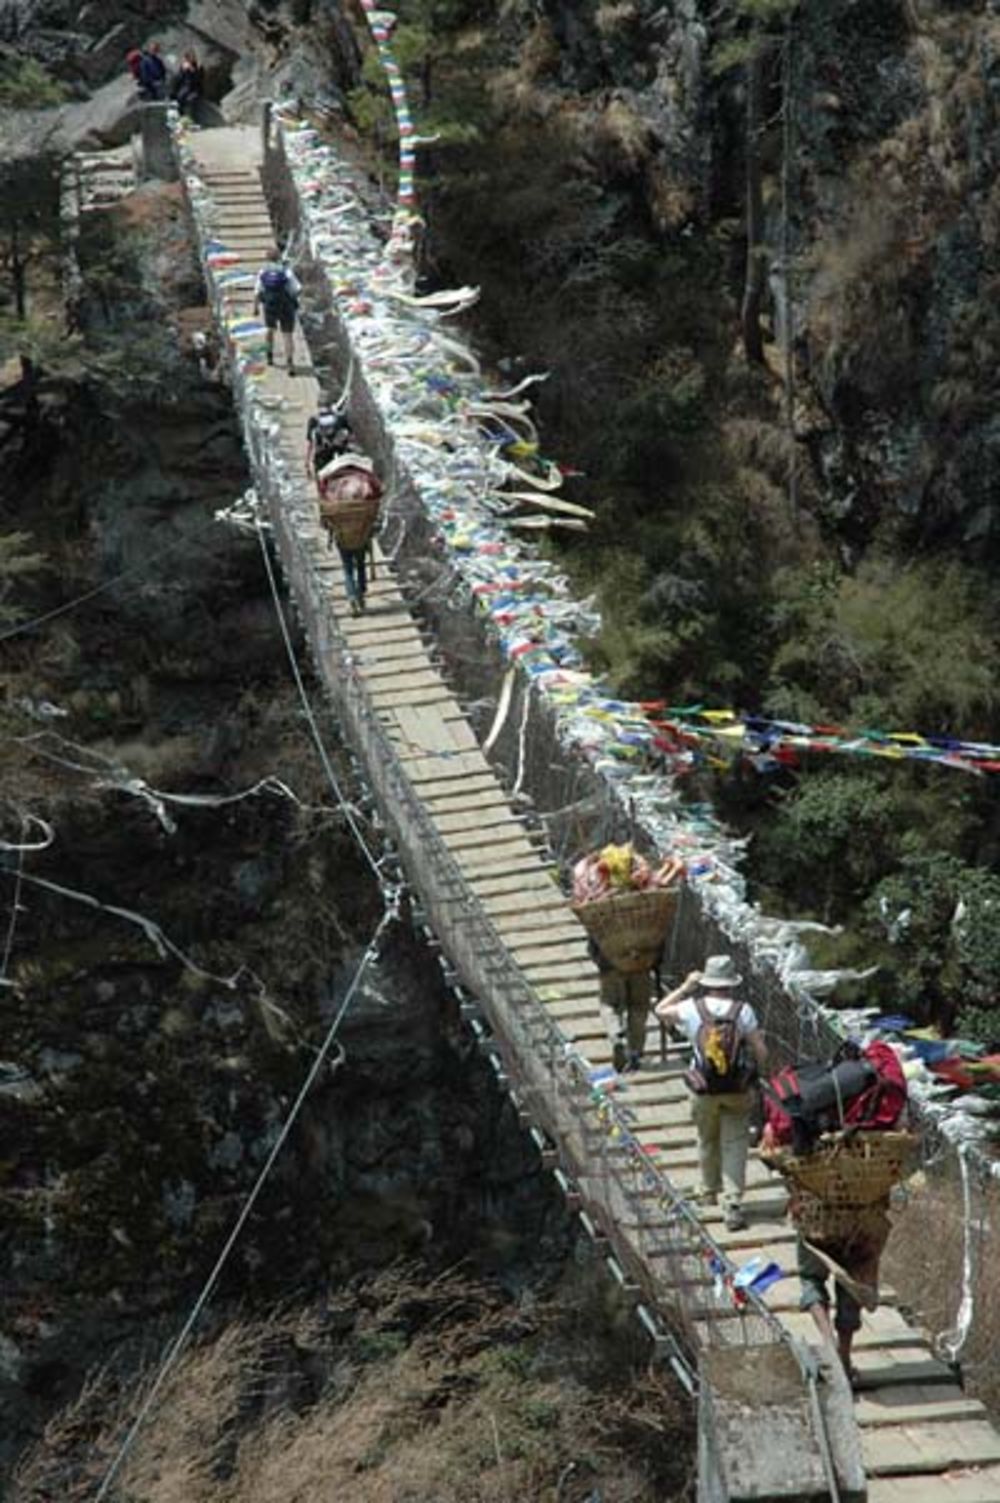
[590,935,654,1075]
[759,1038,909,1387]
[795,1220,886,1388]
[316,452,383,616]
[137,41,167,101]
[307,402,353,482]
[253,247,301,374]
[655,954,767,1231]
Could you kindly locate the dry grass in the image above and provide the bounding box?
[884,1163,1000,1419]
[595,2,640,37]
[517,18,561,85]
[13,1265,695,1503]
[594,100,655,173]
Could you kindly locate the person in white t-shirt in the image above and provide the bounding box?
[656,954,768,1231]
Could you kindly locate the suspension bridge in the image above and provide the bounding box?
[174,116,1000,1503]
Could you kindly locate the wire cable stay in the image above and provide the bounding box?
[0,512,226,646]
[11,732,347,836]
[253,512,384,883]
[93,898,399,1501]
[0,815,28,987]
[5,868,250,990]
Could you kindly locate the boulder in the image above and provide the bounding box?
[77,21,129,86]
[184,0,256,62]
[56,73,142,151]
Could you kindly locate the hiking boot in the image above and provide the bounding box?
[612,1040,628,1073]
[266,350,274,366]
[349,597,361,618]
[724,1206,748,1232]
[622,1052,643,1073]
[689,1186,718,1208]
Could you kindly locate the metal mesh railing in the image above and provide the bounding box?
[176,123,798,1364]
[265,491,786,1356]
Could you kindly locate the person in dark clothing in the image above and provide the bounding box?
[138,41,167,101]
[796,1220,886,1387]
[316,453,383,615]
[171,49,204,120]
[307,403,352,482]
[589,935,653,1074]
[253,246,301,372]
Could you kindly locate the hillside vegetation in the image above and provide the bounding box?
[341,0,1000,1036]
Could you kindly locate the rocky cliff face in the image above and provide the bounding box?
[11,0,1000,557]
[794,3,1000,552]
[434,0,1000,554]
[0,170,571,1481]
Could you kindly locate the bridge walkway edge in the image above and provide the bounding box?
[181,126,1000,1503]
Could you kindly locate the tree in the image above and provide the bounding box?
[753,771,909,923]
[741,38,767,364]
[0,149,63,320]
[714,1,799,364]
[0,56,67,109]
[866,853,1000,1029]
[0,529,46,626]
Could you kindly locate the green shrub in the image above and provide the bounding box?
[751,771,909,923]
[0,57,68,108]
[0,529,47,626]
[768,558,1000,735]
[865,852,1000,1025]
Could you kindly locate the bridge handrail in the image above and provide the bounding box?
[172,127,792,1360]
[286,525,787,1357]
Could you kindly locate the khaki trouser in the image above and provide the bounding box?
[690,1091,753,1211]
[599,969,651,1058]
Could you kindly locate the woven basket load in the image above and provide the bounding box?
[572,886,678,974]
[790,1192,892,1249]
[320,493,380,550]
[767,1129,917,1206]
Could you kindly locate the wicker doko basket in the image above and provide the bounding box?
[766,1130,917,1243]
[791,1193,892,1249]
[573,886,678,974]
[320,493,380,551]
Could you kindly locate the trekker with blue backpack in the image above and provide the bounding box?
[253,247,301,374]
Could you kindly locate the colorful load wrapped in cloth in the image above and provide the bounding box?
[571,843,684,974]
[317,455,383,549]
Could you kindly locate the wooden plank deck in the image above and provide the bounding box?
[189,131,1000,1503]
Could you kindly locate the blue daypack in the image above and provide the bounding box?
[259,266,293,306]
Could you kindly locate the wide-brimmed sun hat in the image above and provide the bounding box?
[701,955,741,989]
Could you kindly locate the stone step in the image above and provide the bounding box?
[864,1422,1000,1478]
[868,1471,1000,1503]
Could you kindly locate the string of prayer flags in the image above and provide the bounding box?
[176,103,996,1162]
[658,708,1000,777]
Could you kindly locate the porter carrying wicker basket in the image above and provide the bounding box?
[573,886,678,974]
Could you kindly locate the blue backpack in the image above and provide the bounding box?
[259,266,293,307]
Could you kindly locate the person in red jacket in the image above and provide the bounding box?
[760,1041,910,1387]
